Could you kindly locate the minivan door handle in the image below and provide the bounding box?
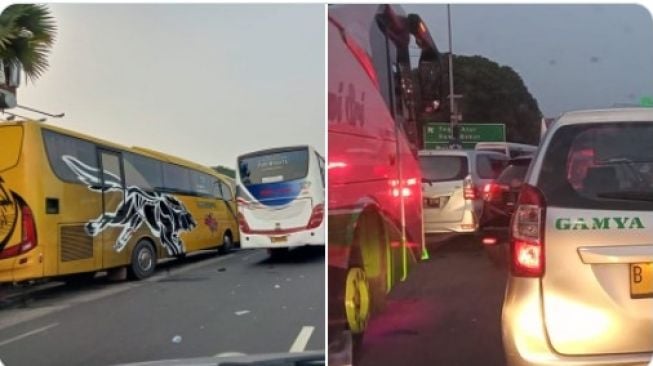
[578,245,653,264]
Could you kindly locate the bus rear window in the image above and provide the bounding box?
[419,155,468,182]
[0,126,23,172]
[238,148,308,185]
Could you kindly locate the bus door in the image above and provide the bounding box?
[98,149,127,268]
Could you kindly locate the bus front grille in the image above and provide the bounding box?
[60,225,93,262]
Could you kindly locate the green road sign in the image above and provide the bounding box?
[423,123,505,149]
[640,96,653,108]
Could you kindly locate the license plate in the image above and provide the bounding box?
[426,197,441,207]
[630,263,653,298]
[270,236,288,244]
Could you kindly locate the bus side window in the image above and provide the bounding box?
[220,182,233,201]
[316,153,325,188]
[212,181,224,200]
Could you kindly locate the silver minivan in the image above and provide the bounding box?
[502,108,653,366]
[419,149,508,234]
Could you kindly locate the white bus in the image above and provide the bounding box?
[475,142,537,158]
[236,145,325,256]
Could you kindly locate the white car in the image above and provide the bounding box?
[419,149,508,234]
[502,107,653,366]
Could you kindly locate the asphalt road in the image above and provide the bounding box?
[359,235,509,366]
[0,247,325,366]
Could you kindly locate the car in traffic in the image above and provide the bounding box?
[502,108,653,366]
[419,149,509,235]
[479,155,533,263]
[475,142,537,158]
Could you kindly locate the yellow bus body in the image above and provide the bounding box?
[0,121,238,283]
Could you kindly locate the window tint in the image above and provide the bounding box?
[316,153,325,187]
[190,171,214,196]
[538,122,653,210]
[476,155,508,179]
[43,130,98,183]
[419,156,469,182]
[162,163,192,193]
[238,148,308,185]
[123,153,163,190]
[220,181,233,201]
[497,162,530,186]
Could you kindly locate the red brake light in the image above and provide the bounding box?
[482,237,498,246]
[307,204,324,229]
[510,184,545,277]
[237,211,251,234]
[0,203,37,260]
[483,183,505,202]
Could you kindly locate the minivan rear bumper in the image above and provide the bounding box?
[502,277,652,366]
[424,205,479,234]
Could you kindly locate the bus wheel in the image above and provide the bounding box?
[128,240,156,280]
[218,232,233,255]
[344,266,371,335]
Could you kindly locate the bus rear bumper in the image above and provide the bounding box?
[0,251,44,283]
[240,226,325,249]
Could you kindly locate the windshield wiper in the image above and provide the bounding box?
[597,191,653,202]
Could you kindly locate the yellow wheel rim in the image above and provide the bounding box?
[344,267,370,334]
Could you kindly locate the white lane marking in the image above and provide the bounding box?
[214,352,246,357]
[0,252,241,332]
[0,323,59,347]
[289,326,315,353]
[0,306,68,331]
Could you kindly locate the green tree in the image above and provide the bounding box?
[422,54,542,145]
[213,165,236,179]
[0,4,56,82]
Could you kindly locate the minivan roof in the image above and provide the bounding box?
[557,107,653,126]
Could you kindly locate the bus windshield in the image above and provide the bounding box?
[238,147,308,185]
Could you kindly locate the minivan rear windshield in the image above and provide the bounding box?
[538,122,653,210]
[419,155,469,182]
[238,147,308,186]
[0,125,23,172]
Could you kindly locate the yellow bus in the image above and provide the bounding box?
[0,120,238,283]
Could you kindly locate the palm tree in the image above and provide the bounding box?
[0,4,56,83]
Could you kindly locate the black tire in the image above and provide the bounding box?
[267,247,289,259]
[128,240,157,280]
[218,232,233,255]
[356,211,388,314]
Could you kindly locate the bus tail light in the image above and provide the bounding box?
[0,203,38,260]
[510,184,546,277]
[307,204,324,229]
[237,211,252,234]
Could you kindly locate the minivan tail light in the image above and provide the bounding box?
[510,184,545,277]
[307,204,324,229]
[463,176,477,200]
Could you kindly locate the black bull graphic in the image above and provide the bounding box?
[62,155,197,256]
[0,177,21,252]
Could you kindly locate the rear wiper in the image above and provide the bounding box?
[597,191,653,202]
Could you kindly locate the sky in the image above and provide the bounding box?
[16,4,324,168]
[404,4,653,117]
